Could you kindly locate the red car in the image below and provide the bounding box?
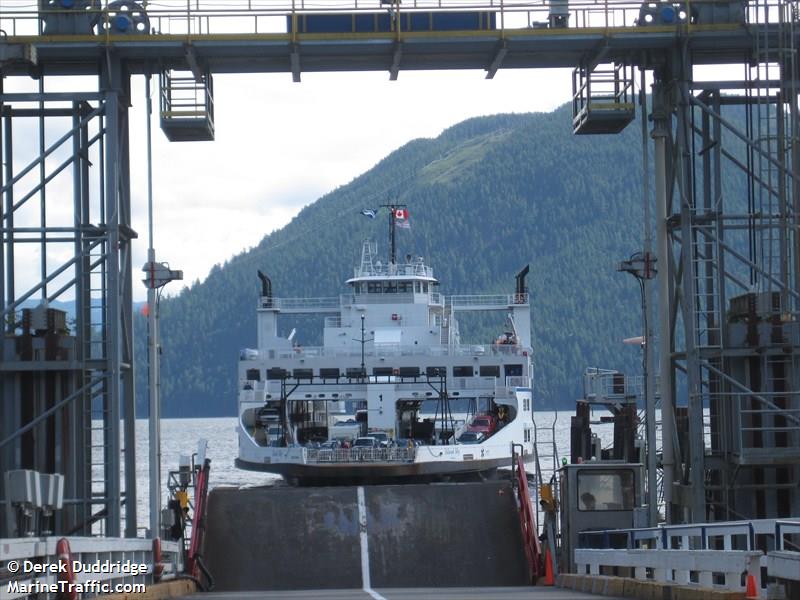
[467,415,497,435]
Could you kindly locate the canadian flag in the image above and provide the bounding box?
[395,208,410,229]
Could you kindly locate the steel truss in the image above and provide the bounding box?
[1,0,799,536]
[0,58,138,537]
[653,0,800,523]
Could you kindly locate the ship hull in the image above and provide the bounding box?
[235,452,534,482]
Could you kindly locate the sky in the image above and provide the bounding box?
[6,67,574,302]
[138,69,575,301]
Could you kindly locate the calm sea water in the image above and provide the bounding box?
[125,409,624,533]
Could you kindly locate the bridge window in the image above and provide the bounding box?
[384,281,398,293]
[479,365,500,377]
[246,368,261,381]
[453,366,474,377]
[415,282,421,293]
[423,282,429,293]
[397,281,412,293]
[367,282,382,294]
[577,469,635,511]
[504,364,523,377]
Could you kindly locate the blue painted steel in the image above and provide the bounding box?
[287,11,497,34]
[113,15,130,32]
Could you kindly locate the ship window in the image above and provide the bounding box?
[577,469,635,511]
[246,368,261,381]
[398,281,412,293]
[415,282,421,293]
[423,282,429,293]
[504,364,523,377]
[453,366,474,377]
[354,283,362,293]
[479,365,500,377]
[384,281,398,294]
[373,367,393,376]
[367,282,382,294]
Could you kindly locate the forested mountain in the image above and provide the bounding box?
[135,103,656,417]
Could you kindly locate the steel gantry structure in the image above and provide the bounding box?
[0,0,799,538]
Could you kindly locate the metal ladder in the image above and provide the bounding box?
[690,225,722,349]
[532,410,560,531]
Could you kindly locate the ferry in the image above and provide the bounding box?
[235,206,535,482]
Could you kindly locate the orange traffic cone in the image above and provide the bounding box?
[544,548,554,586]
[745,574,758,599]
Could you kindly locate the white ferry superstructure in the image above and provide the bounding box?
[236,214,535,481]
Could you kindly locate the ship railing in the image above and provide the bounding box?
[264,296,340,311]
[0,535,184,594]
[305,447,417,463]
[449,293,529,309]
[353,263,434,278]
[504,376,529,389]
[450,376,497,391]
[343,293,416,305]
[273,343,529,359]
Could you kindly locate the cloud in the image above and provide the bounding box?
[5,68,573,301]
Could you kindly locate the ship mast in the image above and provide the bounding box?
[381,202,406,265]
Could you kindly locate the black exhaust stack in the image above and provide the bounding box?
[515,265,530,302]
[257,270,273,306]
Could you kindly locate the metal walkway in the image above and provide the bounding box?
[0,1,781,77]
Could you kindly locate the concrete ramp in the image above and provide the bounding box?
[203,481,529,591]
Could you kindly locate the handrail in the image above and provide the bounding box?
[0,0,766,40]
[578,518,800,553]
[186,458,211,589]
[512,445,541,584]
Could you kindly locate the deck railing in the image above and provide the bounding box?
[305,446,417,463]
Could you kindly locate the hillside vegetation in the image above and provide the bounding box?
[136,104,654,417]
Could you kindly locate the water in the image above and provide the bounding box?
[128,408,621,533]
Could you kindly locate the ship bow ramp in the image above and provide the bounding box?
[203,481,529,591]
